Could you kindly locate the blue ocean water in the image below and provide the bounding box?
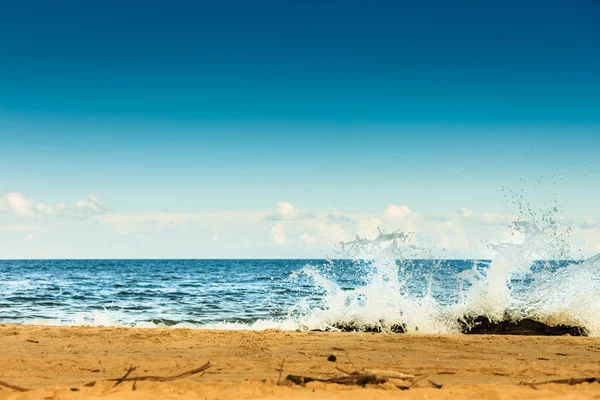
[2,257,595,333]
[0,259,468,326]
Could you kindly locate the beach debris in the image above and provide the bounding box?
[276,358,286,385]
[285,373,388,387]
[286,347,416,390]
[83,361,211,388]
[26,339,39,344]
[331,347,359,373]
[0,380,30,392]
[460,316,587,336]
[286,369,415,389]
[410,374,430,388]
[111,365,137,387]
[428,380,443,389]
[520,377,600,387]
[362,369,414,380]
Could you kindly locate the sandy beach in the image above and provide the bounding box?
[0,325,599,399]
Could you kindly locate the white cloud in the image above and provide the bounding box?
[381,204,418,237]
[384,204,416,220]
[0,192,105,219]
[433,219,470,251]
[321,222,350,245]
[0,193,36,218]
[2,196,596,259]
[269,223,286,245]
[459,207,511,226]
[356,217,381,240]
[265,201,314,220]
[72,194,105,216]
[327,211,354,222]
[299,232,317,245]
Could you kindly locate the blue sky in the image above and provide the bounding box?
[0,1,599,258]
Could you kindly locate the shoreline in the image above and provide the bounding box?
[1,324,600,399]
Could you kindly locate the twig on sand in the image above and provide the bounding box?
[411,375,430,388]
[335,366,355,376]
[0,380,30,392]
[0,363,211,393]
[276,358,286,385]
[520,377,599,386]
[332,347,358,373]
[284,348,415,390]
[428,380,443,389]
[526,383,539,390]
[112,365,137,387]
[84,362,211,388]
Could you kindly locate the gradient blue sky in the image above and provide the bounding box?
[1,1,599,258]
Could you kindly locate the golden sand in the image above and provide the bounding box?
[1,324,599,399]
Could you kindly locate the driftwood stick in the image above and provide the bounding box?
[276,358,286,385]
[112,365,137,388]
[0,380,30,392]
[362,369,414,380]
[428,380,443,389]
[286,374,323,385]
[520,377,599,386]
[84,362,211,387]
[411,374,430,388]
[330,374,386,386]
[285,373,387,387]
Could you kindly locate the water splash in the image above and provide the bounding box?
[287,216,600,335]
[288,231,448,333]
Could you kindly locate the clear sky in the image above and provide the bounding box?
[1,0,599,258]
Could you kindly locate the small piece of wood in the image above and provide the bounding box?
[285,373,387,387]
[362,369,414,379]
[429,380,443,389]
[84,362,211,387]
[0,380,29,392]
[276,358,286,385]
[520,377,599,386]
[112,365,137,388]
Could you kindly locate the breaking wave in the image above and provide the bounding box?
[282,219,600,335]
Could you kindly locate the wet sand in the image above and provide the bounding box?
[1,324,600,399]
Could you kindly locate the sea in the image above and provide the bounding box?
[1,222,599,335]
